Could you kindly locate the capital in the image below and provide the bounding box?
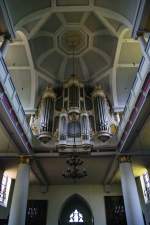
[20,156,30,164]
[119,155,131,163]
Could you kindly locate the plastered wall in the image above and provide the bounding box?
[28,184,122,225]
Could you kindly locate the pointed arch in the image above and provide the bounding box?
[59,194,94,225]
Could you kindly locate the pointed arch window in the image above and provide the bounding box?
[69,209,84,223]
[59,194,94,225]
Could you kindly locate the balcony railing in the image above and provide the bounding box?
[117,36,150,141]
[0,51,32,142]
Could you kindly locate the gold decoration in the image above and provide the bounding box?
[119,156,131,163]
[110,124,117,135]
[20,156,30,164]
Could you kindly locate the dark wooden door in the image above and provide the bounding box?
[0,219,8,225]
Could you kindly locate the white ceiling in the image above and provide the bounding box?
[4,5,142,112]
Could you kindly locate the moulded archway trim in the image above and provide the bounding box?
[59,194,94,225]
[15,30,37,112]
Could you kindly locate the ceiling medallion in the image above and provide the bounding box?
[57,28,89,55]
[62,152,87,181]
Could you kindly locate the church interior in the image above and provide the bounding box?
[0,0,150,225]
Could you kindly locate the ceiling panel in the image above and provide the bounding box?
[38,156,114,184]
[104,17,122,31]
[30,36,53,59]
[6,45,29,67]
[56,0,89,6]
[6,0,51,25]
[63,12,83,24]
[41,14,62,34]
[23,19,41,33]
[82,50,107,76]
[93,35,117,58]
[40,51,64,78]
[84,12,106,33]
[64,58,83,81]
[94,0,139,24]
[119,42,142,64]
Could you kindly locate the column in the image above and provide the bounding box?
[8,157,30,225]
[120,156,144,225]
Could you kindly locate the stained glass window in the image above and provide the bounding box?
[69,209,84,223]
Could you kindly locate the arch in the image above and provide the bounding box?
[59,194,94,225]
[7,30,37,111]
[16,30,37,110]
[111,27,131,111]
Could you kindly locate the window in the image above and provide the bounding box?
[0,174,11,207]
[59,194,94,225]
[26,200,48,225]
[69,209,84,223]
[140,171,150,204]
[104,196,127,225]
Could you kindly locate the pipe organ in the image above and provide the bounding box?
[38,86,56,143]
[92,86,112,142]
[30,75,118,149]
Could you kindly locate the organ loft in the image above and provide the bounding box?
[30,75,119,152]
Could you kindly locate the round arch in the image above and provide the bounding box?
[11,30,37,111]
[59,194,94,225]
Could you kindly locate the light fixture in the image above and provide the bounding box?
[60,35,91,166]
[62,153,87,181]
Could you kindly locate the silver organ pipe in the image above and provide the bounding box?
[59,114,68,142]
[80,113,90,142]
[30,76,117,146]
[69,84,79,108]
[64,75,83,113]
[38,86,56,143]
[92,86,112,142]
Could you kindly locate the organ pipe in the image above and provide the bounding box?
[80,113,90,141]
[59,114,68,141]
[30,76,117,146]
[92,86,112,142]
[38,86,56,143]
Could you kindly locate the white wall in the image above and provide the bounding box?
[29,184,122,225]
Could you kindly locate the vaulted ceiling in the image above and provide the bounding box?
[5,0,142,113]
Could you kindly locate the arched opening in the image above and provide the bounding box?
[5,30,36,111]
[59,194,94,225]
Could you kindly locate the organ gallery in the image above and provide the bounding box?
[30,75,119,150]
